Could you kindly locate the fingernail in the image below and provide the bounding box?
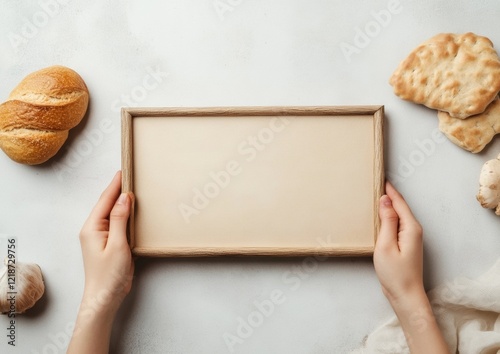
[117,193,128,205]
[381,195,392,207]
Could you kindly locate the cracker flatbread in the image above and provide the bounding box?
[438,96,500,153]
[390,33,500,119]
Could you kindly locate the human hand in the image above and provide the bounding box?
[79,171,134,315]
[68,171,134,354]
[373,182,450,353]
[374,182,424,305]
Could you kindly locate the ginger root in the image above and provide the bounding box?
[477,153,500,215]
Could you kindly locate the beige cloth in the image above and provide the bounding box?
[353,259,500,354]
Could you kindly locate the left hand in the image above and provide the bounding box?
[79,171,134,315]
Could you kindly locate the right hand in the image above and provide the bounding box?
[373,182,425,305]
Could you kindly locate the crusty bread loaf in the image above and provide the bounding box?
[0,66,89,165]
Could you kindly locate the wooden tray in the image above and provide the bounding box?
[122,106,384,257]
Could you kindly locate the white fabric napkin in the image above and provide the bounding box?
[352,259,500,354]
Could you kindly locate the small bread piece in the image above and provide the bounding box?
[438,97,500,153]
[390,33,500,119]
[0,66,89,165]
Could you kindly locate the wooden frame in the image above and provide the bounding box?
[122,106,384,257]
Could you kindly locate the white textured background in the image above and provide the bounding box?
[1,0,499,353]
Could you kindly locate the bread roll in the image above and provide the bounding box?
[0,66,89,165]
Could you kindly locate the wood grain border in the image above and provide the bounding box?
[122,106,384,257]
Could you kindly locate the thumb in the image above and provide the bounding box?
[108,193,131,248]
[376,195,400,250]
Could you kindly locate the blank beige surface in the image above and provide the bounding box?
[132,115,375,251]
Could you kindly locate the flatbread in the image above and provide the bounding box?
[390,33,500,119]
[438,96,500,153]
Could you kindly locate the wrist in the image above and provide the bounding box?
[72,297,116,342]
[386,287,449,353]
[80,290,122,319]
[69,294,118,354]
[383,283,426,307]
[388,287,427,311]
[388,288,438,331]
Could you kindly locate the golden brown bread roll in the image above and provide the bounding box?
[0,66,89,165]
